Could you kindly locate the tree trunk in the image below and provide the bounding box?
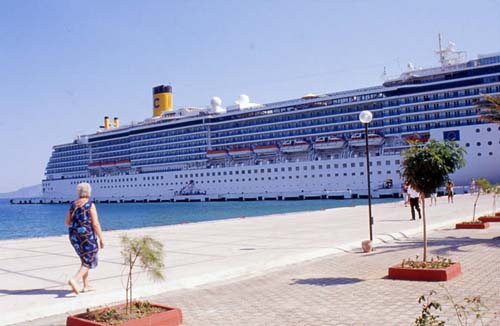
[422,197,427,262]
[473,191,480,222]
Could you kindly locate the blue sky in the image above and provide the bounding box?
[1,0,500,192]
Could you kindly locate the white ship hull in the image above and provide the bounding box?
[42,124,500,202]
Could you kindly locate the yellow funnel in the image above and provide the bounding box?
[153,85,173,117]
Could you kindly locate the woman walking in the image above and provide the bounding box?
[65,183,104,294]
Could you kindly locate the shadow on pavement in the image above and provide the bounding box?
[370,235,500,257]
[0,288,73,298]
[290,277,364,286]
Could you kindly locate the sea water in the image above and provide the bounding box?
[0,198,399,240]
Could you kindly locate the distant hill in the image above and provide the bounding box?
[0,184,42,199]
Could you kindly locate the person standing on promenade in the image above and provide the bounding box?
[401,182,409,207]
[65,183,105,294]
[407,184,422,220]
[446,180,455,203]
[470,178,476,195]
[429,190,437,206]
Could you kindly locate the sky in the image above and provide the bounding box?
[1,0,500,193]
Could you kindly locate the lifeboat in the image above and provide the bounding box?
[115,159,131,166]
[405,134,430,144]
[228,147,253,156]
[313,136,345,150]
[254,144,279,154]
[349,133,385,147]
[206,149,228,159]
[281,140,310,153]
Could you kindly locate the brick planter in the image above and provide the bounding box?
[66,303,182,326]
[388,263,462,282]
[456,222,490,229]
[478,216,500,223]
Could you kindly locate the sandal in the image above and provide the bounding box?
[81,286,96,293]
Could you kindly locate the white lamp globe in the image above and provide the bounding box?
[359,110,373,124]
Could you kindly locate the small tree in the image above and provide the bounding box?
[472,178,489,222]
[402,140,465,262]
[121,235,165,314]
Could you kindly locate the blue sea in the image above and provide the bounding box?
[0,198,399,240]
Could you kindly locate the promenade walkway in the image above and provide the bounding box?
[2,194,498,325]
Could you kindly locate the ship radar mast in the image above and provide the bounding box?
[435,33,467,66]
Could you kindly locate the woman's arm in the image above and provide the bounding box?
[89,204,105,249]
[65,210,71,227]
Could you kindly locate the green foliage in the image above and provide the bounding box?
[415,290,446,326]
[120,235,165,313]
[478,94,500,124]
[402,140,465,196]
[401,256,453,269]
[121,235,165,281]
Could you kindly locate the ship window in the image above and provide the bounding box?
[304,175,307,178]
[296,167,300,171]
[268,168,272,172]
[335,173,339,177]
[387,170,391,174]
[334,164,338,169]
[255,178,258,181]
[254,169,258,173]
[489,152,493,156]
[281,168,285,172]
[342,164,347,168]
[478,153,482,156]
[360,172,364,176]
[378,171,382,175]
[261,169,265,173]
[343,173,347,176]
[377,161,381,166]
[350,163,355,167]
[395,160,400,165]
[217,172,221,176]
[235,171,239,175]
[311,166,315,170]
[488,141,492,145]
[303,166,308,171]
[289,176,292,179]
[326,164,331,169]
[352,173,355,176]
[386,160,390,165]
[229,171,232,175]
[477,142,481,146]
[487,127,491,132]
[465,143,470,147]
[476,128,480,133]
[359,162,364,167]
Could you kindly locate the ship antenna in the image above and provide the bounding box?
[438,33,445,66]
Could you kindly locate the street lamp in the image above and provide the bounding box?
[359,110,374,248]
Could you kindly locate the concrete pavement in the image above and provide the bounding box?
[1,194,497,325]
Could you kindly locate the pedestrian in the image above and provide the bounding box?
[65,183,105,294]
[446,180,454,203]
[407,184,422,220]
[470,178,476,195]
[430,190,437,206]
[401,182,409,207]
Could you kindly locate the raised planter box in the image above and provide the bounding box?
[388,263,461,282]
[67,303,182,326]
[478,216,500,223]
[456,222,490,229]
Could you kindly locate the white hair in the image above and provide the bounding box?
[76,182,92,198]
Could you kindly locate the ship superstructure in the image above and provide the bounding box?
[42,41,500,202]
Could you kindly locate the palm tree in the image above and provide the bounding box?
[478,94,500,124]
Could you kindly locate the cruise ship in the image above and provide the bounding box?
[41,41,500,203]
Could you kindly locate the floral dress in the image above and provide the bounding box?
[68,200,99,269]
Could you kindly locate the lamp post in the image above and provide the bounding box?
[359,110,374,245]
